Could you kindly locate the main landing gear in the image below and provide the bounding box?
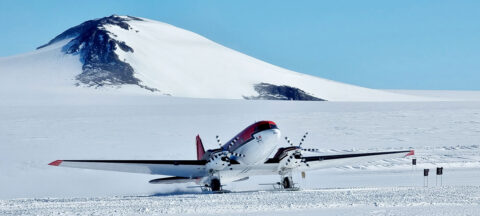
[201,178,227,192]
[282,176,294,189]
[210,178,222,192]
[277,174,299,191]
[261,174,300,190]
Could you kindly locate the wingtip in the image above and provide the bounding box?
[405,150,415,156]
[48,160,63,166]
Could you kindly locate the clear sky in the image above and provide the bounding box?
[1,0,479,90]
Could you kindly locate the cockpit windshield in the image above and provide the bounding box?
[255,123,270,132]
[254,122,278,132]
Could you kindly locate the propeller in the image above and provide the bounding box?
[208,135,245,166]
[282,132,320,168]
[298,132,308,146]
[227,137,239,150]
[285,137,293,146]
[229,152,246,158]
[216,135,222,148]
[301,148,320,153]
[207,151,245,164]
[284,132,309,148]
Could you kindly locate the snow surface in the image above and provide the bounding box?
[1,93,479,214]
[2,185,479,215]
[389,90,480,101]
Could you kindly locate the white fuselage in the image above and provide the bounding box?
[234,128,281,165]
[203,128,281,184]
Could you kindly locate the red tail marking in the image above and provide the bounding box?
[405,150,415,156]
[48,160,63,166]
[196,135,205,160]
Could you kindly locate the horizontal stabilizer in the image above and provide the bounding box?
[233,177,249,182]
[149,176,198,184]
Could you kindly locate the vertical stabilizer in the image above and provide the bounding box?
[196,135,205,160]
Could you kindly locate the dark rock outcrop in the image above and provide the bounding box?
[245,83,326,101]
[37,15,157,91]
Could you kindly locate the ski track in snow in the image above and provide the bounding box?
[1,186,479,215]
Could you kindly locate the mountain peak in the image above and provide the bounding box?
[37,15,142,50]
[37,15,158,91]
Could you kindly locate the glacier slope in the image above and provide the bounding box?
[107,17,428,101]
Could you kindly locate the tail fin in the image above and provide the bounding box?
[196,135,205,160]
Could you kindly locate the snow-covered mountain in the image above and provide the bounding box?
[0,15,429,101]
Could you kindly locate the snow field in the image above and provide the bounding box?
[1,186,479,215]
[1,98,479,198]
[1,96,479,215]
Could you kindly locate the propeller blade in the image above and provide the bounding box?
[216,135,222,147]
[231,152,246,158]
[298,132,308,146]
[301,148,319,153]
[285,136,293,146]
[228,141,234,149]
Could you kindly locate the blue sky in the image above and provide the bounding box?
[1,0,479,90]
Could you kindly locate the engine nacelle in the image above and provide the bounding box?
[277,149,302,172]
[206,152,230,172]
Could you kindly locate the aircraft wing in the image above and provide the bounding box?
[49,150,413,178]
[48,160,208,178]
[298,150,414,170]
[261,150,414,172]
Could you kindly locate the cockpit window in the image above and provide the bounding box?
[270,124,278,129]
[255,123,270,132]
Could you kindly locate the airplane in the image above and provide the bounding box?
[49,120,414,192]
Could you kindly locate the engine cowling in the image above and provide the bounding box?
[277,149,303,172]
[206,152,230,171]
